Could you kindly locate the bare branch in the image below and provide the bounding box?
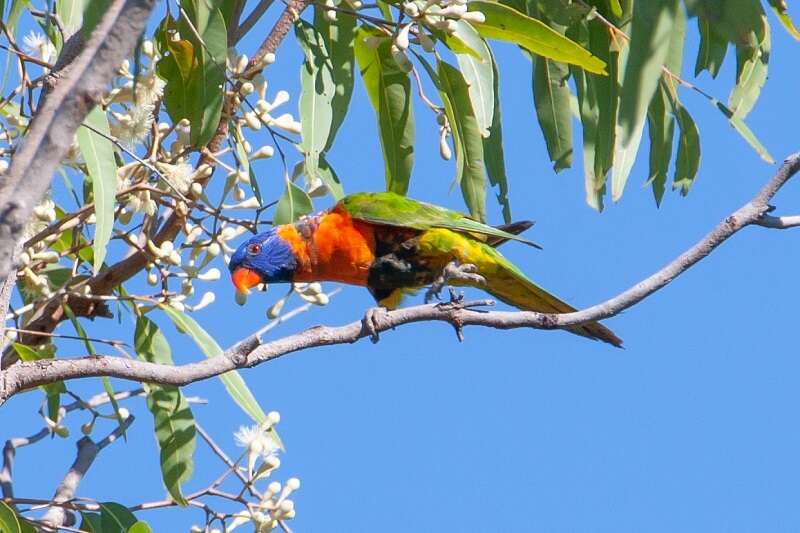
[0,429,49,501]
[753,214,800,229]
[0,0,157,282]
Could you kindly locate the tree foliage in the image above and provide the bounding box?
[0,0,796,530]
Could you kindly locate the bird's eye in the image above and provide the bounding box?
[246,243,262,255]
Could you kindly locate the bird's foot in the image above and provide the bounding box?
[425,261,485,304]
[362,306,389,344]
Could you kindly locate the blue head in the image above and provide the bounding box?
[229,229,298,292]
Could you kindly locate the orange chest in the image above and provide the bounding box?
[276,210,376,285]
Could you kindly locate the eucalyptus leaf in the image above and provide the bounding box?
[694,15,728,78]
[612,0,678,201]
[57,0,84,33]
[646,81,675,205]
[671,101,701,196]
[532,50,573,173]
[178,1,227,146]
[467,1,606,74]
[313,7,356,151]
[728,19,769,118]
[768,0,800,40]
[135,316,196,507]
[437,61,487,223]
[482,47,511,223]
[0,501,21,533]
[76,106,117,273]
[354,27,415,194]
[99,502,137,533]
[127,522,154,533]
[450,21,494,137]
[160,306,282,448]
[571,62,603,211]
[274,181,314,225]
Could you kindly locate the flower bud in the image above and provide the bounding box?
[461,10,486,23]
[395,23,412,51]
[251,145,275,160]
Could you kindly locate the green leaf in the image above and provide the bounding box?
[694,15,728,77]
[76,106,117,273]
[57,0,84,33]
[482,47,511,223]
[179,2,227,146]
[127,522,154,533]
[0,501,21,533]
[314,6,356,151]
[297,20,336,157]
[79,512,102,532]
[437,60,487,223]
[450,21,494,137]
[81,0,112,37]
[769,0,800,40]
[160,305,282,448]
[99,502,137,533]
[311,153,345,201]
[467,1,606,74]
[646,81,675,206]
[671,100,701,196]
[531,49,573,172]
[709,97,774,163]
[274,181,314,225]
[571,61,603,210]
[585,20,619,207]
[354,28,415,195]
[296,13,354,199]
[729,17,769,118]
[135,316,196,507]
[612,0,678,201]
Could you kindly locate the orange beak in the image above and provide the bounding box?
[231,267,262,294]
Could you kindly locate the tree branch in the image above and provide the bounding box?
[1,153,800,403]
[40,416,135,528]
[752,214,800,229]
[0,0,157,283]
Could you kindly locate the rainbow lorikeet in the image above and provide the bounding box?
[229,192,622,346]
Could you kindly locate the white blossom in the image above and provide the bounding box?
[22,31,55,63]
[111,103,155,146]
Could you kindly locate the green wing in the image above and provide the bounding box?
[339,192,539,247]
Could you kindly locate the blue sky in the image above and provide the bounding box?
[3,3,800,532]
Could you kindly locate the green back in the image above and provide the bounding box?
[338,192,537,247]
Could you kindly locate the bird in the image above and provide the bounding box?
[229,191,622,347]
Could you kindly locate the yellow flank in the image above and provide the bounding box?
[416,229,622,346]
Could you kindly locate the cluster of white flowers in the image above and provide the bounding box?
[353,0,486,71]
[22,30,56,64]
[108,44,165,146]
[16,199,63,299]
[187,412,300,532]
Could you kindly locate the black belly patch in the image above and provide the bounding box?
[366,226,435,302]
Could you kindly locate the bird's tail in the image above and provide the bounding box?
[437,230,622,347]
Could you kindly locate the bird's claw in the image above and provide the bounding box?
[363,306,388,343]
[425,261,485,303]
